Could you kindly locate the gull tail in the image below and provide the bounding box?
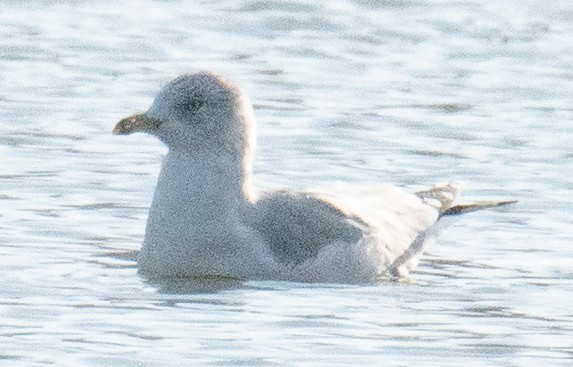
[415,183,518,217]
[415,183,462,215]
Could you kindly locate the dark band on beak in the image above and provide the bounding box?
[113,113,164,135]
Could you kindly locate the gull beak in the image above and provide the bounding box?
[113,113,164,135]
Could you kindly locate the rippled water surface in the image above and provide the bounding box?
[1,1,572,366]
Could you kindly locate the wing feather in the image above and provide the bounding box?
[251,184,442,277]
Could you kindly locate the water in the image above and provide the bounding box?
[1,0,572,365]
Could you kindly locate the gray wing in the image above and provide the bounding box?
[251,183,515,278]
[251,190,372,265]
[251,184,449,273]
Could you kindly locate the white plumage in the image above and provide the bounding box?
[113,71,515,283]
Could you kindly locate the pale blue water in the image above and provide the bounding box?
[1,1,572,366]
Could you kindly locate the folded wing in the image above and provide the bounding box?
[251,184,454,278]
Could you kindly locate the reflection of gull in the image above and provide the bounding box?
[113,71,515,283]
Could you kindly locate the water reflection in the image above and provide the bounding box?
[144,275,248,295]
[96,250,248,294]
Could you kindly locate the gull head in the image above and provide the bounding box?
[114,71,255,156]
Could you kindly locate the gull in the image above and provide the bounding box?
[113,71,516,283]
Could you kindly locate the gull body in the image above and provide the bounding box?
[114,71,515,283]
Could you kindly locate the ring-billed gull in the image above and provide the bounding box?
[113,71,515,283]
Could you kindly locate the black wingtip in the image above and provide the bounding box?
[442,200,518,216]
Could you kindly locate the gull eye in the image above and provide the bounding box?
[175,94,205,116]
[188,96,205,111]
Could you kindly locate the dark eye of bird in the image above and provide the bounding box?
[188,96,205,111]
